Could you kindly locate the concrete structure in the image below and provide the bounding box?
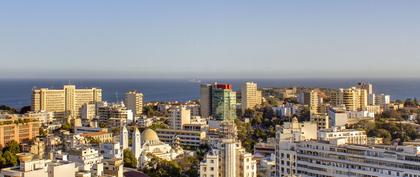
[357,82,373,95]
[200,84,213,118]
[124,91,144,117]
[80,131,113,143]
[0,116,40,148]
[258,154,276,177]
[241,82,262,114]
[200,121,257,177]
[97,102,133,125]
[32,85,102,120]
[100,142,123,159]
[272,104,299,118]
[132,127,141,160]
[376,93,391,106]
[328,108,348,127]
[318,126,367,145]
[0,153,76,177]
[275,140,420,177]
[68,147,103,173]
[330,87,367,111]
[120,126,129,150]
[275,117,317,142]
[169,106,191,130]
[298,90,321,114]
[310,113,329,129]
[156,128,206,149]
[139,129,183,168]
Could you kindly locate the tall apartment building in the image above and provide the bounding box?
[298,90,321,114]
[200,121,257,177]
[32,85,102,120]
[241,82,262,114]
[276,140,420,177]
[375,93,391,106]
[169,106,191,130]
[212,84,237,121]
[0,116,40,148]
[357,82,373,95]
[330,87,367,111]
[124,91,144,117]
[274,118,317,177]
[200,84,213,118]
[310,113,329,129]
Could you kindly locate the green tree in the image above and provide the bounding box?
[0,105,18,114]
[19,106,31,114]
[3,151,18,167]
[123,149,137,168]
[3,140,20,154]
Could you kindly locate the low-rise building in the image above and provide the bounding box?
[318,126,367,145]
[156,128,206,149]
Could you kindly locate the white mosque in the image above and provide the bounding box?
[120,127,183,168]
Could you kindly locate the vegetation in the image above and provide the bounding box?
[19,106,31,114]
[0,105,18,114]
[0,140,21,168]
[123,149,137,168]
[143,154,200,177]
[348,119,419,144]
[143,105,164,117]
[237,106,281,153]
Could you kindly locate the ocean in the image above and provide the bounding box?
[0,78,419,108]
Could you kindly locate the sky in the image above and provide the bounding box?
[0,1,419,79]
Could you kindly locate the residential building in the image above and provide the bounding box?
[328,108,348,127]
[124,91,144,117]
[275,140,420,177]
[241,82,262,114]
[169,106,191,130]
[200,84,213,118]
[330,87,367,111]
[0,153,76,177]
[200,121,257,177]
[79,131,113,143]
[318,126,367,145]
[298,90,321,114]
[376,93,391,106]
[275,117,317,142]
[357,82,373,95]
[156,128,206,149]
[68,146,103,172]
[32,85,102,120]
[310,113,330,129]
[0,116,40,148]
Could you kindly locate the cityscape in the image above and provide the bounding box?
[1,1,420,177]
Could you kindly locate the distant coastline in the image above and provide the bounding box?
[1,78,419,108]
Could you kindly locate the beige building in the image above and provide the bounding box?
[156,128,206,149]
[32,85,102,120]
[241,82,262,114]
[310,113,330,129]
[330,87,367,111]
[169,106,191,130]
[124,91,144,117]
[0,116,40,148]
[200,121,257,177]
[298,90,321,114]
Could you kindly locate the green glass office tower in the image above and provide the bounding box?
[211,84,236,121]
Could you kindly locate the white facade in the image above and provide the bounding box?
[132,127,141,161]
[124,91,144,117]
[120,126,129,150]
[318,126,367,145]
[241,82,262,114]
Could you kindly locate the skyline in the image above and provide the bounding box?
[1,1,420,79]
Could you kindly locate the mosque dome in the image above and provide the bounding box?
[141,128,160,144]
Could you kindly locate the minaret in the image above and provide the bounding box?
[120,126,128,150]
[132,127,141,160]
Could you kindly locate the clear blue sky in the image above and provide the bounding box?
[0,1,419,79]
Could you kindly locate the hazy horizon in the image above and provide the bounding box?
[1,1,419,79]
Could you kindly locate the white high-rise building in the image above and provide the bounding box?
[124,91,144,117]
[200,121,257,177]
[120,126,129,150]
[132,127,141,161]
[241,82,262,114]
[169,106,191,130]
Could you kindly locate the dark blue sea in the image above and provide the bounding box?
[0,78,419,108]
